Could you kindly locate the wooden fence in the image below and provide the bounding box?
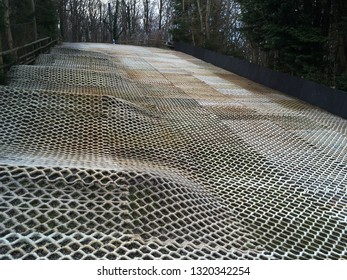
[0,37,58,83]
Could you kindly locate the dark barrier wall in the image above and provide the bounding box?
[174,42,347,119]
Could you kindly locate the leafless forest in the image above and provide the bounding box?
[1,0,347,89]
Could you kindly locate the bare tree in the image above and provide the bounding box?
[158,0,163,30]
[205,0,211,40]
[3,0,14,49]
[58,0,68,40]
[54,0,173,45]
[30,0,38,40]
[196,0,204,40]
[143,0,150,36]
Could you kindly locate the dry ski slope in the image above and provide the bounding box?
[1,43,347,260]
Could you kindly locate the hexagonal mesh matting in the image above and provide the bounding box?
[1,43,347,259]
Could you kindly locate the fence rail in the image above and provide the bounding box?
[0,37,58,72]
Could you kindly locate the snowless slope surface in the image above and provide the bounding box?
[1,43,347,259]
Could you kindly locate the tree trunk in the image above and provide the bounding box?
[262,50,269,67]
[132,0,137,35]
[108,2,113,42]
[144,0,150,35]
[85,25,90,42]
[113,0,119,42]
[205,0,211,40]
[252,45,259,64]
[333,0,347,75]
[196,0,204,39]
[223,0,231,47]
[3,0,14,49]
[158,0,163,30]
[99,2,102,42]
[30,0,38,41]
[58,0,67,40]
[127,4,131,37]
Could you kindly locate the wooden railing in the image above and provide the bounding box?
[0,37,58,81]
